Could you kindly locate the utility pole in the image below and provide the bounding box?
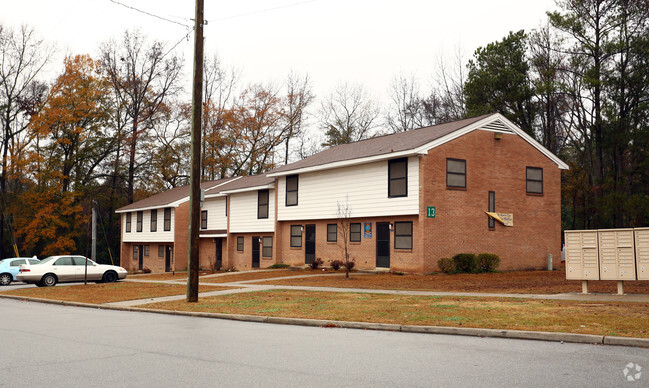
[187,0,204,302]
[91,206,97,262]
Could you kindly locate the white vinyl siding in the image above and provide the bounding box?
[229,190,275,233]
[122,208,175,242]
[277,157,419,221]
[202,197,227,230]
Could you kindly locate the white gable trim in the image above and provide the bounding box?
[413,113,569,169]
[221,184,275,195]
[115,178,240,214]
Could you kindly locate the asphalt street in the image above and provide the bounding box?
[1,298,647,387]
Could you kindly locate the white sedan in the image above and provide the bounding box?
[17,255,127,287]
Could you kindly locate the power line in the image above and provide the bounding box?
[109,0,190,28]
[213,0,317,22]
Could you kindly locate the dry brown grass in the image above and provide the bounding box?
[141,290,649,338]
[253,269,649,294]
[202,269,330,283]
[129,271,211,281]
[1,282,233,304]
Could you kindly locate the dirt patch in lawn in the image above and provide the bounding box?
[253,269,649,294]
[141,290,649,338]
[202,269,333,283]
[1,282,233,304]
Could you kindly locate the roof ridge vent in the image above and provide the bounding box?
[481,119,512,133]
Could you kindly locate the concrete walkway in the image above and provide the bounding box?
[106,272,649,307]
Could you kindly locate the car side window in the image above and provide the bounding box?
[10,259,25,267]
[54,257,74,266]
[73,257,90,266]
[28,259,39,265]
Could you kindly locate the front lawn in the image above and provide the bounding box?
[141,289,649,338]
[1,282,234,304]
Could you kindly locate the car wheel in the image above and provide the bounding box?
[103,271,118,283]
[0,273,11,286]
[41,274,57,287]
[35,282,44,287]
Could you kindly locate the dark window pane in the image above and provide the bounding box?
[237,237,244,251]
[286,175,298,206]
[151,209,157,232]
[350,223,361,242]
[395,236,412,250]
[390,181,407,196]
[527,167,542,181]
[447,174,466,187]
[527,181,543,194]
[290,225,302,247]
[201,210,208,229]
[327,224,337,242]
[394,221,413,249]
[262,237,273,257]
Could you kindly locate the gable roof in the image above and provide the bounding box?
[267,113,568,177]
[115,177,236,213]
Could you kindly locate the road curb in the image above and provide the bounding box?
[2,294,647,348]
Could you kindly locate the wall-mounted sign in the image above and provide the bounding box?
[364,222,372,238]
[486,212,514,227]
[427,206,436,218]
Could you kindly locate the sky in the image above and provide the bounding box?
[2,0,559,106]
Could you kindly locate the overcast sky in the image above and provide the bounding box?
[3,0,558,105]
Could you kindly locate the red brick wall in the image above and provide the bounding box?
[226,233,276,270]
[420,130,561,272]
[120,242,172,273]
[276,216,419,272]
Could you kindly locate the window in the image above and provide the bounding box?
[488,191,495,228]
[150,209,157,232]
[388,158,408,197]
[201,210,208,229]
[72,257,90,266]
[136,211,143,232]
[55,257,74,266]
[350,223,361,242]
[10,259,25,267]
[446,158,466,188]
[290,225,302,247]
[164,208,171,231]
[258,190,269,219]
[133,245,139,259]
[158,245,164,257]
[526,167,543,194]
[262,236,273,258]
[286,175,298,206]
[394,221,413,250]
[144,245,150,256]
[125,213,131,232]
[225,198,228,216]
[327,224,337,242]
[237,236,244,252]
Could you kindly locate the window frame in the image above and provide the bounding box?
[394,221,413,250]
[164,208,171,231]
[285,175,299,206]
[446,158,467,188]
[350,223,361,242]
[125,213,131,233]
[158,245,164,258]
[150,209,157,232]
[488,191,495,228]
[201,210,208,229]
[388,158,408,198]
[526,167,543,194]
[136,211,143,232]
[132,245,139,259]
[262,236,273,258]
[258,189,269,219]
[144,245,150,257]
[290,225,302,247]
[237,236,244,252]
[327,224,337,242]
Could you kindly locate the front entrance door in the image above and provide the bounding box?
[376,222,390,268]
[305,224,316,265]
[215,238,222,269]
[252,236,260,268]
[138,245,144,270]
[165,246,171,272]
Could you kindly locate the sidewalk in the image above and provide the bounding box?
[109,272,649,307]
